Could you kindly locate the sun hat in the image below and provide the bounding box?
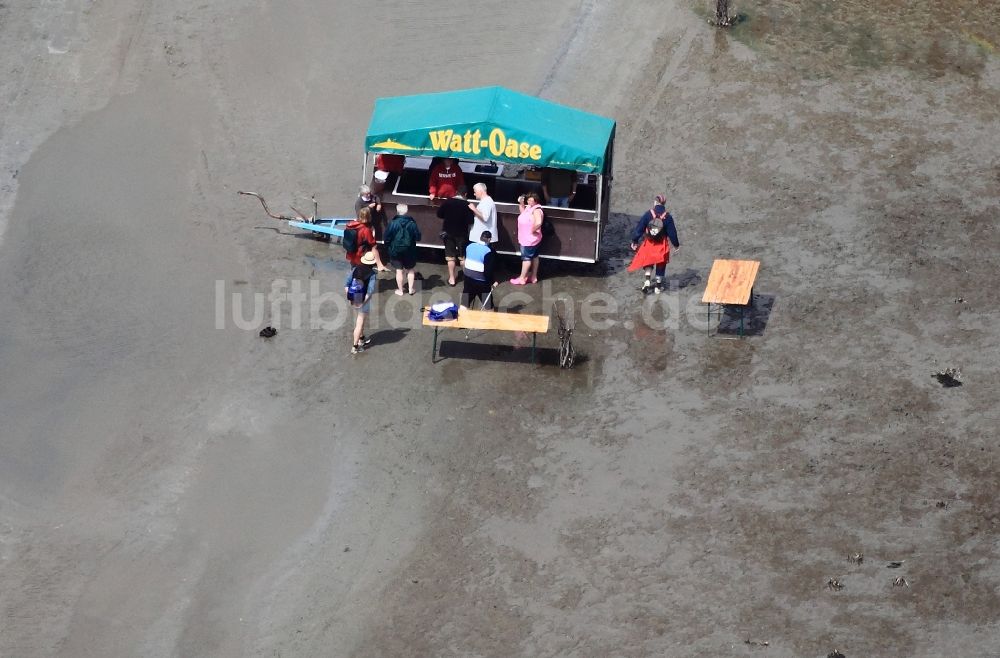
[360,251,377,265]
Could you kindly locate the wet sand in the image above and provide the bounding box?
[1,0,999,656]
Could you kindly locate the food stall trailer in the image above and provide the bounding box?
[364,86,616,263]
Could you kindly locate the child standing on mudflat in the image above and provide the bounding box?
[628,195,680,294]
[345,249,378,354]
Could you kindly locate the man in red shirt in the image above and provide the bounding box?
[428,158,465,199]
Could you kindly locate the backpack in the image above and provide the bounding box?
[342,226,359,254]
[541,216,555,238]
[645,216,665,241]
[427,302,459,322]
[388,218,414,258]
[347,269,369,306]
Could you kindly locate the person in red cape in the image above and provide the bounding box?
[628,196,680,294]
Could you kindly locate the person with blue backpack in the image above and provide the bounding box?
[383,203,421,296]
[345,248,378,354]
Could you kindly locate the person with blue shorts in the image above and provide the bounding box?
[345,249,378,354]
[510,192,544,285]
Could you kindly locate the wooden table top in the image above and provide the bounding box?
[701,259,760,306]
[423,308,550,333]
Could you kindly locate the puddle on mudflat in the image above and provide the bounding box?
[698,0,999,76]
[304,255,343,273]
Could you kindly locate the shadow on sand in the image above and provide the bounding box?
[369,328,410,346]
[434,340,588,367]
[714,293,777,337]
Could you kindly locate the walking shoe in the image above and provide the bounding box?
[509,277,527,285]
[641,279,654,295]
[351,343,363,354]
[654,277,664,295]
[359,335,373,346]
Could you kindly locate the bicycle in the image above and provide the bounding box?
[555,307,575,369]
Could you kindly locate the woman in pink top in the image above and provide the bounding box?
[510,192,544,285]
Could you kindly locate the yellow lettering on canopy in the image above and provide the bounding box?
[488,128,505,157]
[429,130,453,151]
[455,127,543,160]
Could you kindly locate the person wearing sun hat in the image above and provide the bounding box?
[628,195,680,294]
[345,248,378,353]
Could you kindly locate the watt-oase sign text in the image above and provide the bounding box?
[428,128,542,161]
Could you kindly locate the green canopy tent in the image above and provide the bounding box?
[365,86,615,174]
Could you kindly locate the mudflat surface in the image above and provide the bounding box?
[1,1,998,656]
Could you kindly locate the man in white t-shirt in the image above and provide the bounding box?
[468,182,498,244]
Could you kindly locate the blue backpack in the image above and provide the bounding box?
[427,302,459,322]
[347,270,369,305]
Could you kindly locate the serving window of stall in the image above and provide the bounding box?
[388,157,597,212]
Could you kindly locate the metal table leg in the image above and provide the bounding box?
[738,288,755,338]
[432,327,439,361]
[531,333,537,364]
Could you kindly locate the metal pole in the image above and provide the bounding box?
[594,173,604,263]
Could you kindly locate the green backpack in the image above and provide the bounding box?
[388,218,415,258]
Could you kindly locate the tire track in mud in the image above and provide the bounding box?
[537,0,600,97]
[618,27,699,163]
[112,0,150,87]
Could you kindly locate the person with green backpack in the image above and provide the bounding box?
[383,204,422,296]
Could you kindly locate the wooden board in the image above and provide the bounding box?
[423,308,550,333]
[701,259,760,306]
